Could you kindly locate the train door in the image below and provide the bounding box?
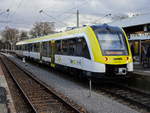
[40,42,42,62]
[51,40,56,67]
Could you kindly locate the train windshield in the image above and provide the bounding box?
[94,28,128,56]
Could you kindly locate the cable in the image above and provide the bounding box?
[39,10,68,26]
[38,0,89,28]
[56,0,89,17]
[9,0,24,17]
[0,20,11,23]
[0,11,5,15]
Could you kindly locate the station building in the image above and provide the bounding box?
[110,13,150,64]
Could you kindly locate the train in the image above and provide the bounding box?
[15,24,133,79]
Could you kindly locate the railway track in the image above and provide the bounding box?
[97,83,150,112]
[0,54,87,113]
[0,58,34,113]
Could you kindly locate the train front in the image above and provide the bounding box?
[91,24,133,77]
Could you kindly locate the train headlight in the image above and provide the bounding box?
[104,57,109,62]
[126,56,129,61]
[126,56,131,62]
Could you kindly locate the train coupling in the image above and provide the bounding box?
[116,68,127,75]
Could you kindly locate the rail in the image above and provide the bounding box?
[0,54,87,113]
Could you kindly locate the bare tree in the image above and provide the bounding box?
[30,22,55,38]
[19,31,29,41]
[1,27,19,50]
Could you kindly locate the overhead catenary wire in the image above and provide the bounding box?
[1,0,150,31]
[0,10,5,15]
[38,0,90,28]
[0,9,11,24]
[40,0,89,22]
[39,10,68,27]
[0,0,23,27]
[56,0,89,17]
[9,0,24,17]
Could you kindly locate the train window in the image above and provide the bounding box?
[24,44,27,51]
[24,45,26,51]
[32,43,38,52]
[68,39,76,55]
[28,44,31,51]
[55,37,90,59]
[42,42,47,56]
[24,45,27,51]
[62,40,68,55]
[27,44,29,51]
[18,45,20,50]
[34,44,37,52]
[82,38,90,59]
[19,45,21,50]
[36,44,38,52]
[21,45,22,50]
[30,44,32,52]
[31,44,34,52]
[95,29,128,56]
[22,45,24,51]
[15,46,17,50]
[76,38,83,56]
[49,42,51,57]
[37,43,40,52]
[21,45,23,50]
[76,37,90,59]
[16,46,18,50]
[34,44,36,52]
[56,40,61,54]
[27,44,30,51]
[41,41,51,57]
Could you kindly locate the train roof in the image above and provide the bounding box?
[91,24,121,31]
[109,13,150,28]
[16,24,121,45]
[16,26,90,45]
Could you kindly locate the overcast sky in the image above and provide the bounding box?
[0,0,150,31]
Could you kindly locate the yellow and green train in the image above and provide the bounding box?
[15,24,133,78]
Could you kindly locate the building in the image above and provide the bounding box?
[110,13,150,63]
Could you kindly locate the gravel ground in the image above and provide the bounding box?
[6,54,139,113]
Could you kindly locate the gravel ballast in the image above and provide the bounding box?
[6,54,139,113]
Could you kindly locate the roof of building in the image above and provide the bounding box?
[129,35,150,40]
[109,13,150,28]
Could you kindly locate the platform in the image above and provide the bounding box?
[133,64,150,76]
[0,62,16,113]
